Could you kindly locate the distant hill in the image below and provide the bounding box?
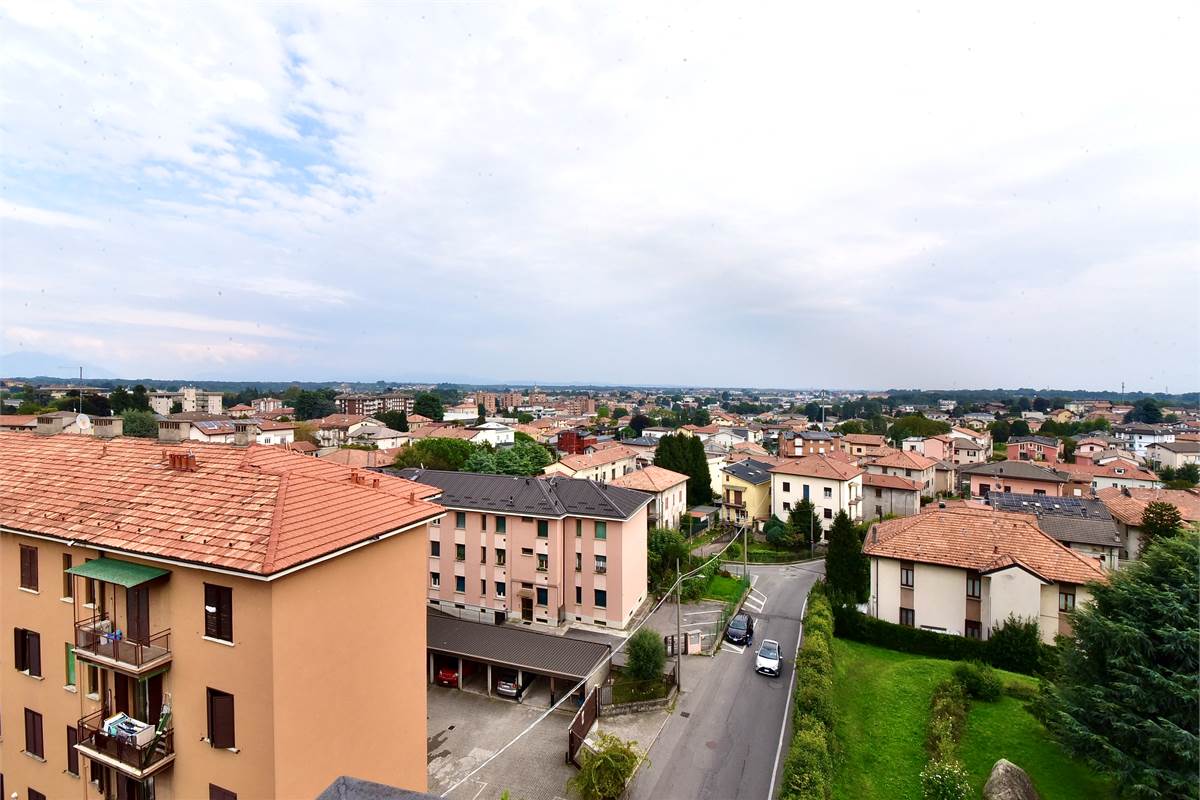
[1,351,116,380]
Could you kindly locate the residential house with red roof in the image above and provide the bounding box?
[609,465,689,530]
[543,446,639,483]
[862,473,922,520]
[1096,487,1200,561]
[769,455,864,534]
[1006,435,1064,463]
[865,450,939,498]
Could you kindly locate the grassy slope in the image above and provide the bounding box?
[830,639,1115,800]
[702,573,746,603]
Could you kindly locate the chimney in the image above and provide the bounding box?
[234,421,260,447]
[166,452,198,472]
[158,420,187,443]
[94,416,123,439]
[36,414,66,436]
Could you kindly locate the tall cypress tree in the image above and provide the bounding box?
[825,511,869,604]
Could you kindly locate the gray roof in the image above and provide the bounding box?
[957,461,1068,482]
[722,459,774,485]
[989,493,1122,547]
[353,426,406,440]
[427,612,610,680]
[1150,440,1200,454]
[619,436,659,446]
[317,776,439,800]
[394,469,651,520]
[1010,435,1059,447]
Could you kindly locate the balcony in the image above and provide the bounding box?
[74,615,172,676]
[76,709,175,779]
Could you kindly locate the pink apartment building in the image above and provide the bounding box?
[1006,435,1063,463]
[959,460,1068,499]
[397,469,650,629]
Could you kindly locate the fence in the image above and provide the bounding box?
[567,685,600,766]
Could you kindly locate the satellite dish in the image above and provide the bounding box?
[76,414,92,430]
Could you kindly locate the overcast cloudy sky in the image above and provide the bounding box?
[1,2,1197,390]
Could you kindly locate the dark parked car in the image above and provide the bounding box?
[725,612,754,645]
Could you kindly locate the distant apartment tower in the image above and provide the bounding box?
[252,397,283,414]
[334,392,414,416]
[1,433,442,800]
[398,470,650,629]
[148,386,223,415]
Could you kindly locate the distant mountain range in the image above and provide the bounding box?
[1,351,117,380]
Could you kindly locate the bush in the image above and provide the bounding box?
[987,615,1049,675]
[780,719,830,800]
[625,628,666,682]
[926,678,968,761]
[919,759,972,800]
[1003,680,1037,701]
[569,732,641,800]
[952,660,1002,701]
[779,583,836,799]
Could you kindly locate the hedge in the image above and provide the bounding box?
[780,582,836,800]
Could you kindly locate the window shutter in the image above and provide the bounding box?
[205,584,233,641]
[204,584,219,639]
[67,725,79,775]
[208,689,235,748]
[218,587,233,641]
[25,708,43,758]
[26,631,41,677]
[210,785,238,800]
[14,627,27,671]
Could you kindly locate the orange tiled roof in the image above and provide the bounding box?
[864,507,1106,585]
[0,415,39,428]
[862,472,922,492]
[842,433,886,446]
[556,446,639,471]
[608,465,689,493]
[770,454,863,481]
[1096,487,1200,526]
[1058,461,1158,482]
[870,450,939,471]
[316,413,369,429]
[0,432,441,576]
[407,425,475,441]
[319,447,404,469]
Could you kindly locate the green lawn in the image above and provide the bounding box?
[830,639,1114,800]
[701,573,747,604]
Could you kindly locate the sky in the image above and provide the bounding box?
[1,2,1197,391]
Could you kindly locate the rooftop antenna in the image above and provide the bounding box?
[78,366,83,413]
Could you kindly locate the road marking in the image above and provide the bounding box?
[683,609,723,618]
[768,594,809,800]
[465,780,488,800]
[721,642,745,654]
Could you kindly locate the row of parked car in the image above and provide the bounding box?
[725,612,781,677]
[435,661,526,698]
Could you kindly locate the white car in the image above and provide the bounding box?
[755,638,782,677]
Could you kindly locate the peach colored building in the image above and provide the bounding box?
[1006,435,1063,463]
[865,450,939,498]
[608,465,689,530]
[1,432,442,800]
[397,470,650,630]
[541,446,639,483]
[959,460,1068,499]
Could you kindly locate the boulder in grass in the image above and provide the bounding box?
[984,758,1039,800]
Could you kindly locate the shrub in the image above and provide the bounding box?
[952,660,1002,701]
[625,628,666,682]
[926,678,968,761]
[568,733,641,800]
[1003,680,1037,701]
[987,615,1049,675]
[780,719,830,800]
[919,759,972,800]
[779,583,836,799]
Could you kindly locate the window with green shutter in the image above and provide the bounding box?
[64,643,76,687]
[594,521,607,540]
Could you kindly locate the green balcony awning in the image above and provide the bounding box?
[66,557,169,588]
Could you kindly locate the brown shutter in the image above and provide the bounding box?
[26,631,41,677]
[25,708,43,758]
[14,627,27,671]
[210,785,238,800]
[67,725,79,775]
[205,584,233,641]
[208,689,235,748]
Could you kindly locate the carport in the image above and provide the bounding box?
[427,611,611,706]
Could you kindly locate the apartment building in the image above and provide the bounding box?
[333,392,415,417]
[719,459,775,529]
[863,507,1106,643]
[1112,423,1175,456]
[1,432,442,800]
[1146,440,1200,469]
[839,433,886,458]
[609,466,689,530]
[779,430,840,458]
[959,460,1068,499]
[769,455,864,534]
[1006,435,1063,463]
[397,470,649,630]
[865,450,938,499]
[542,446,639,483]
[148,387,223,416]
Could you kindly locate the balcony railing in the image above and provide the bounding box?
[76,708,175,779]
[74,614,171,674]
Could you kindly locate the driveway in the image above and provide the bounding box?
[625,560,826,800]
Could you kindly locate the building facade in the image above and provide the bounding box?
[148,387,223,416]
[769,456,864,534]
[609,466,689,530]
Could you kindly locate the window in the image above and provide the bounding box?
[802,485,810,500]
[904,469,912,477]
[1058,588,1076,612]
[480,514,487,531]
[595,521,607,540]
[537,554,548,572]
[537,520,549,538]
[575,519,582,537]
[481,579,486,596]
[823,508,833,519]
[454,576,466,594]
[455,544,466,562]
[62,554,73,599]
[782,481,791,492]
[24,708,44,758]
[966,573,981,599]
[964,620,982,640]
[594,589,608,608]
[204,584,234,643]
[874,488,883,498]
[86,664,99,696]
[823,487,832,499]
[431,516,440,526]
[496,516,507,533]
[783,502,791,512]
[430,541,440,557]
[14,628,41,677]
[575,552,582,572]
[521,547,533,556]
[207,688,236,748]
[29,791,46,800]
[575,585,582,605]
[210,785,237,800]
[480,546,487,564]
[64,643,75,687]
[595,555,608,574]
[19,544,38,591]
[495,581,506,597]
[899,608,915,627]
[536,587,548,606]
[1033,489,1047,496]
[66,725,79,775]
[900,562,914,588]
[455,512,466,529]
[496,548,506,566]
[430,572,440,588]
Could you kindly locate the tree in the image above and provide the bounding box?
[1176,463,1200,486]
[1138,501,1183,556]
[654,433,709,505]
[568,733,642,800]
[476,403,486,424]
[293,421,318,444]
[787,499,822,548]
[392,438,478,471]
[804,402,823,420]
[1033,397,1051,412]
[121,409,158,438]
[1124,398,1164,424]
[647,528,689,589]
[626,628,666,682]
[130,384,151,411]
[596,405,611,419]
[630,414,651,436]
[887,414,952,446]
[988,419,1012,443]
[1040,533,1198,798]
[516,412,534,424]
[169,401,184,414]
[495,440,554,476]
[463,448,498,473]
[764,516,793,550]
[824,511,868,604]
[376,410,409,432]
[611,407,628,420]
[413,393,444,421]
[1062,436,1077,463]
[293,389,336,420]
[987,616,1045,674]
[109,386,133,414]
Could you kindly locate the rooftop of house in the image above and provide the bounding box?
[869,449,939,471]
[722,458,776,485]
[864,507,1107,585]
[555,445,640,472]
[988,493,1122,547]
[319,447,405,469]
[608,465,689,493]
[770,454,863,481]
[394,468,651,520]
[407,425,476,441]
[842,433,887,446]
[1056,460,1158,482]
[957,460,1068,483]
[1148,440,1200,454]
[1096,487,1200,526]
[316,413,376,430]
[861,472,923,492]
[0,431,442,576]
[0,414,38,428]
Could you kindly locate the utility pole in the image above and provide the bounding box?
[742,522,748,579]
[675,557,682,691]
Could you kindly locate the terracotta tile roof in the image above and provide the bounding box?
[1096,487,1200,526]
[256,407,295,420]
[318,447,404,469]
[228,404,253,411]
[730,441,769,455]
[316,413,370,430]
[1057,461,1158,482]
[864,507,1106,585]
[608,465,689,493]
[682,424,719,435]
[555,446,639,472]
[406,425,476,441]
[406,413,433,424]
[862,472,922,492]
[0,432,442,577]
[842,434,886,446]
[0,415,38,428]
[770,454,863,481]
[870,450,939,471]
[255,419,296,432]
[281,441,317,453]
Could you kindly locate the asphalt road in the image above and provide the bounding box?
[626,560,826,800]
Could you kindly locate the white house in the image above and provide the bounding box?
[769,455,864,535]
[466,421,515,447]
[350,426,409,449]
[543,445,639,482]
[1146,440,1200,470]
[1113,424,1175,456]
[863,507,1107,643]
[866,449,939,498]
[609,465,690,530]
[315,414,387,447]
